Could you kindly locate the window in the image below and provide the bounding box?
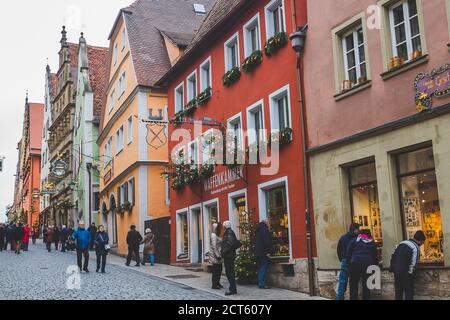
[93,192,100,211]
[348,162,383,262]
[243,14,261,57]
[269,85,292,133]
[177,211,189,260]
[174,82,184,113]
[201,130,216,165]
[200,57,212,91]
[109,90,115,113]
[193,3,206,15]
[396,146,443,264]
[343,27,367,84]
[127,116,133,144]
[127,178,134,206]
[121,28,126,50]
[227,114,244,163]
[389,0,422,62]
[105,137,113,165]
[187,71,197,103]
[246,100,265,147]
[116,126,124,154]
[188,140,199,167]
[203,201,219,259]
[224,33,240,72]
[265,0,286,39]
[114,44,118,65]
[119,72,126,97]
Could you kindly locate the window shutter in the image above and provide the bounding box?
[131,178,135,207]
[117,187,121,207]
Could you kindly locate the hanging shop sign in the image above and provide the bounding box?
[41,181,57,195]
[414,64,450,112]
[51,160,68,178]
[203,165,245,195]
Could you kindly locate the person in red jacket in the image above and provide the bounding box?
[22,224,30,251]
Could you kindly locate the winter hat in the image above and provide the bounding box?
[223,221,232,229]
[414,230,426,242]
[145,228,151,234]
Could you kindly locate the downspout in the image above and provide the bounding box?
[290,0,315,297]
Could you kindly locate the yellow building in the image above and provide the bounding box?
[98,0,212,259]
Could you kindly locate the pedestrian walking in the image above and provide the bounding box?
[221,221,241,296]
[94,225,110,273]
[71,221,91,273]
[31,227,38,245]
[336,223,360,300]
[43,226,53,252]
[88,223,97,251]
[13,223,24,255]
[346,229,378,300]
[125,225,142,267]
[255,219,274,290]
[209,222,224,290]
[60,225,69,252]
[0,224,5,251]
[9,224,17,251]
[53,226,60,251]
[390,230,426,300]
[67,226,75,251]
[21,224,30,251]
[141,228,156,266]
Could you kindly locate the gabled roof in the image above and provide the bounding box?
[160,30,194,49]
[120,0,215,87]
[157,0,255,85]
[86,46,109,120]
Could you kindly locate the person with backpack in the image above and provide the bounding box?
[336,223,360,300]
[221,221,242,296]
[390,230,426,300]
[141,228,156,266]
[346,229,378,300]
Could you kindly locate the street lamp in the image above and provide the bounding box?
[289,24,315,297]
[289,25,308,54]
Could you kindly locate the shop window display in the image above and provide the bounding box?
[234,197,249,240]
[204,205,218,258]
[397,147,444,264]
[177,213,189,260]
[266,186,290,257]
[349,162,383,262]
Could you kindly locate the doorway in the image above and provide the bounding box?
[190,207,203,264]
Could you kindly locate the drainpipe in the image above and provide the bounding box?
[289,0,315,297]
[87,162,92,226]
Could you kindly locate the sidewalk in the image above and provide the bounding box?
[105,253,325,300]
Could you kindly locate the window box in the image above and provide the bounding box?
[170,111,184,127]
[121,201,132,212]
[199,164,214,180]
[185,167,200,185]
[269,127,293,148]
[264,32,288,57]
[242,50,263,73]
[197,87,212,105]
[223,67,241,87]
[381,53,429,80]
[184,99,198,116]
[171,178,186,192]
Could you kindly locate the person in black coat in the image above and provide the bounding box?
[336,223,360,300]
[13,223,25,254]
[0,224,5,251]
[221,221,241,296]
[390,230,426,300]
[255,219,274,289]
[125,225,143,267]
[346,229,378,300]
[94,225,110,273]
[88,223,97,251]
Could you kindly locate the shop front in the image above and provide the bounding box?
[310,108,450,299]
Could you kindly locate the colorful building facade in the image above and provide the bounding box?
[304,0,450,299]
[97,0,212,257]
[73,33,108,228]
[157,0,314,293]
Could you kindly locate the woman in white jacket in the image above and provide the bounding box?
[210,222,223,289]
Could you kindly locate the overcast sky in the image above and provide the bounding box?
[0,0,134,222]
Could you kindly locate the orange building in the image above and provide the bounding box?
[14,95,44,227]
[98,0,213,258]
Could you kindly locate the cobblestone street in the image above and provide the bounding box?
[0,242,222,300]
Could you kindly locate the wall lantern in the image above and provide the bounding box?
[289,25,308,54]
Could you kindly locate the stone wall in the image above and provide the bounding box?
[318,268,450,300]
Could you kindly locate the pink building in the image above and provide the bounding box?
[304,0,450,299]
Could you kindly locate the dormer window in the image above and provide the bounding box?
[193,3,206,15]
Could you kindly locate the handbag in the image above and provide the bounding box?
[99,234,111,251]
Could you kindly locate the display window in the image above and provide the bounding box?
[348,162,383,262]
[266,186,290,257]
[235,197,249,240]
[204,204,218,259]
[397,146,444,264]
[177,212,189,260]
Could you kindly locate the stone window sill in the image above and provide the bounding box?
[334,81,372,101]
[380,54,429,81]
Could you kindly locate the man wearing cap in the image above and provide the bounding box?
[390,230,426,300]
[71,221,91,273]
